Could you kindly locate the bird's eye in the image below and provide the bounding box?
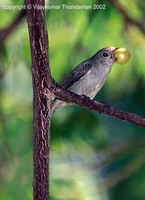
[103,53,109,57]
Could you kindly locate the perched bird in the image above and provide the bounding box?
[51,47,124,115]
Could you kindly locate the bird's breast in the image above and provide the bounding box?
[68,67,110,99]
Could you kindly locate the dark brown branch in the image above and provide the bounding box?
[50,81,145,128]
[26,1,51,199]
[109,0,145,33]
[0,9,26,47]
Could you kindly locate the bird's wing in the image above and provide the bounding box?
[62,62,92,89]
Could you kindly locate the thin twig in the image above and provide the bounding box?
[51,81,145,128]
[0,9,26,47]
[99,150,145,191]
[109,0,145,33]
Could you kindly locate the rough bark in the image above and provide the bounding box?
[26,1,51,199]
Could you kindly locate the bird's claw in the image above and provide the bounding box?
[82,94,91,101]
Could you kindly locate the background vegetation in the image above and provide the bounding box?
[0,0,145,199]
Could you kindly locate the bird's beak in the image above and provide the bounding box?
[111,47,119,61]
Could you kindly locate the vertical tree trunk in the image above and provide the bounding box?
[26,1,51,199]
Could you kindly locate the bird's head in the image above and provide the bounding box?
[91,47,118,67]
[91,46,131,67]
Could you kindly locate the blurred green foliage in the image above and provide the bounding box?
[0,0,145,199]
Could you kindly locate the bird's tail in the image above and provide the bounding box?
[51,99,68,115]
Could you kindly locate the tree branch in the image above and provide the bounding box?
[109,0,145,33]
[50,81,145,128]
[0,9,26,47]
[26,0,51,199]
[99,150,145,191]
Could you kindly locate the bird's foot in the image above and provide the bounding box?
[82,94,91,101]
[100,101,111,111]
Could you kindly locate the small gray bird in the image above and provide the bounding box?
[51,47,118,114]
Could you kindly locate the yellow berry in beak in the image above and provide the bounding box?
[113,48,131,64]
